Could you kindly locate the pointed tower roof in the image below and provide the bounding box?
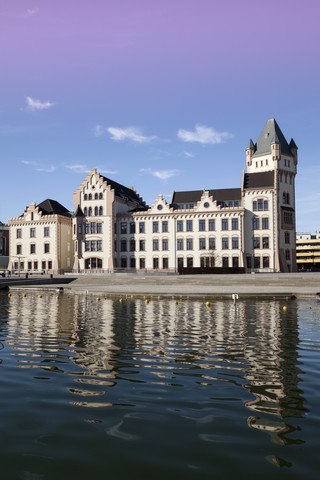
[246,139,255,150]
[73,205,84,217]
[289,138,298,149]
[253,118,291,156]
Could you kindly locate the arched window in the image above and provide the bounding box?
[89,193,92,200]
[99,192,103,199]
[84,194,87,200]
[95,193,98,199]
[88,207,92,216]
[84,207,88,216]
[283,192,286,203]
[94,206,98,216]
[99,206,103,215]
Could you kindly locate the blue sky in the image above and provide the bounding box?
[1,0,320,232]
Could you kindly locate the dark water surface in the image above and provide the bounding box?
[0,291,320,480]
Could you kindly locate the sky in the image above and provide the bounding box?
[1,0,320,232]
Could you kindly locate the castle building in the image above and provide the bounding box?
[8,118,298,274]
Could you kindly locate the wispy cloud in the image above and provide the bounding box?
[26,8,39,17]
[65,164,117,175]
[107,127,156,143]
[177,124,232,144]
[140,168,179,180]
[184,151,194,157]
[36,165,55,173]
[25,96,55,112]
[92,125,106,137]
[21,160,55,173]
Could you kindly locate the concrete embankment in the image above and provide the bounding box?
[5,272,320,299]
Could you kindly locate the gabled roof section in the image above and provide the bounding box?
[73,205,85,217]
[37,199,72,217]
[102,176,148,207]
[243,171,274,189]
[253,118,291,156]
[171,188,241,206]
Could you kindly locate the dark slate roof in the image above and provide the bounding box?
[102,176,147,207]
[252,118,291,156]
[246,139,255,150]
[171,188,241,205]
[37,199,72,217]
[243,171,274,189]
[73,205,85,217]
[289,138,298,149]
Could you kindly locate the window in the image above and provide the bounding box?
[121,258,127,268]
[153,221,158,233]
[28,261,32,270]
[130,222,136,234]
[121,223,127,234]
[17,229,22,238]
[162,221,168,232]
[187,257,193,267]
[85,223,90,234]
[78,224,82,234]
[44,227,50,237]
[85,241,90,251]
[177,238,183,250]
[139,222,145,233]
[48,261,52,270]
[232,218,238,230]
[253,217,260,230]
[258,199,263,211]
[186,238,193,250]
[95,193,98,200]
[253,237,260,249]
[153,258,159,269]
[263,200,268,210]
[94,207,98,216]
[254,256,261,269]
[91,222,96,234]
[89,193,92,200]
[199,219,205,231]
[99,206,103,215]
[283,211,293,225]
[97,240,102,251]
[30,244,36,254]
[177,220,183,232]
[262,237,269,249]
[44,243,50,253]
[99,192,103,199]
[209,237,215,250]
[130,239,136,251]
[285,231,290,244]
[97,223,102,233]
[253,201,257,211]
[130,258,136,268]
[177,257,184,269]
[209,219,215,231]
[232,237,239,249]
[140,258,145,269]
[30,228,35,238]
[263,256,269,268]
[186,220,193,231]
[42,261,46,270]
[84,207,88,216]
[34,262,38,271]
[163,257,169,269]
[232,257,239,268]
[120,239,127,252]
[247,256,252,269]
[262,217,269,229]
[222,257,229,268]
[162,239,168,250]
[285,249,290,260]
[139,239,145,251]
[88,207,92,216]
[91,241,97,251]
[222,219,228,230]
[84,194,87,200]
[153,239,159,251]
[199,238,206,250]
[222,237,229,249]
[16,245,22,255]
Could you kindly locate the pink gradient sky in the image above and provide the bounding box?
[1,0,320,231]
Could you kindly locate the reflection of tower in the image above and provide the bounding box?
[243,300,306,445]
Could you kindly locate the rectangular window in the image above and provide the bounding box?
[262,237,269,249]
[28,261,32,270]
[120,239,127,251]
[139,222,145,233]
[91,241,96,251]
[34,262,38,271]
[78,224,82,234]
[85,241,90,251]
[222,257,229,268]
[253,201,257,211]
[232,237,239,249]
[199,219,205,231]
[121,258,127,268]
[97,223,102,233]
[177,239,183,250]
[285,232,290,244]
[253,237,260,249]
[258,199,263,211]
[234,201,239,207]
[17,229,22,238]
[232,218,238,230]
[42,261,46,270]
[130,239,135,252]
[140,258,145,269]
[48,261,52,270]
[153,239,159,251]
[186,238,193,250]
[139,239,145,251]
[97,240,102,251]
[30,228,35,238]
[263,256,269,268]
[85,223,90,234]
[121,223,127,234]
[162,221,168,232]
[209,237,215,250]
[163,257,168,269]
[222,219,228,230]
[44,227,50,237]
[247,256,252,268]
[177,220,183,232]
[187,257,193,267]
[130,258,136,268]
[222,237,229,249]
[208,219,215,231]
[186,220,193,231]
[16,245,22,255]
[254,256,261,269]
[153,258,159,269]
[44,243,50,253]
[177,257,184,269]
[264,200,269,211]
[232,257,239,267]
[253,217,260,230]
[199,238,206,250]
[91,222,96,234]
[130,222,136,234]
[262,218,269,229]
[284,211,293,225]
[162,239,168,250]
[153,221,158,233]
[30,244,36,254]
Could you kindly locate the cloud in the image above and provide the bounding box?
[184,151,194,157]
[25,96,55,111]
[107,127,155,143]
[22,160,55,173]
[140,168,179,180]
[92,125,106,137]
[65,164,117,175]
[177,124,232,144]
[26,8,39,16]
[36,165,55,173]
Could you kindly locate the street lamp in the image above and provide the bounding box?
[12,255,25,277]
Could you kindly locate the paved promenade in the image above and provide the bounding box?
[7,272,320,298]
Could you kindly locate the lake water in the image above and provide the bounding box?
[0,291,320,480]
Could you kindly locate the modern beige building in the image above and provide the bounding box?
[296,233,320,271]
[8,199,73,274]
